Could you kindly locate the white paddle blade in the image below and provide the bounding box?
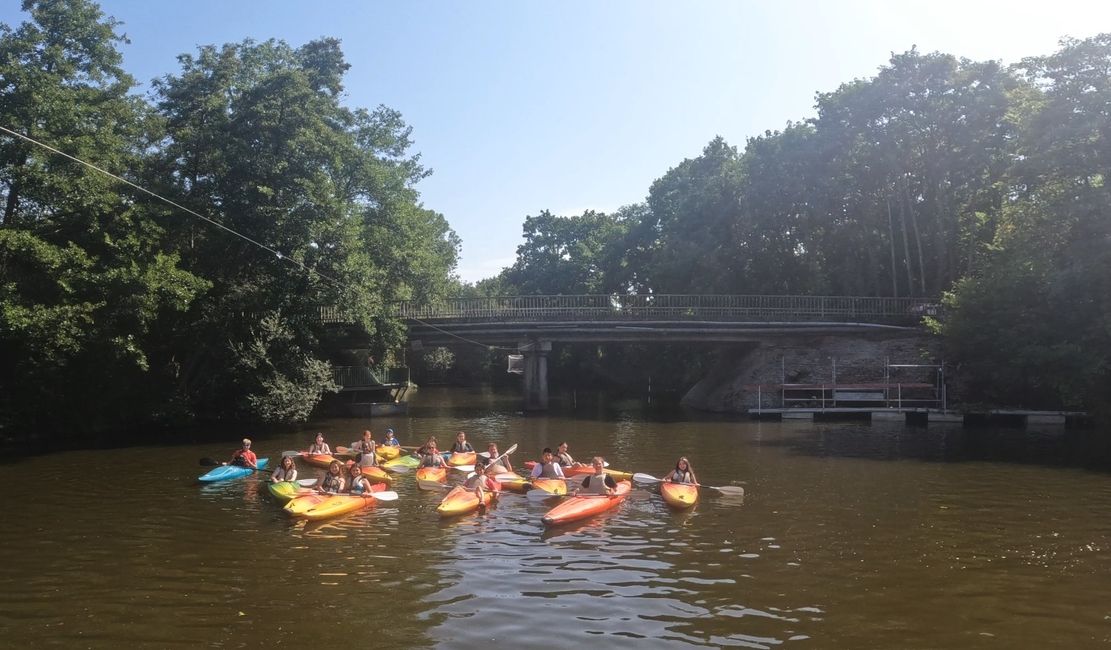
[709,485,745,497]
[527,488,565,500]
[384,465,411,474]
[494,473,521,481]
[281,450,302,457]
[371,491,399,501]
[296,478,318,486]
[633,473,661,484]
[478,451,491,459]
[452,464,475,473]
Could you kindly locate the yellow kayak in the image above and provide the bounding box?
[436,485,497,516]
[376,446,401,461]
[659,482,699,509]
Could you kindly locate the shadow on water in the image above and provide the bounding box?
[757,420,1111,474]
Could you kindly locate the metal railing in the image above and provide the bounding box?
[392,294,936,325]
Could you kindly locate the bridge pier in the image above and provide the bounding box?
[520,339,552,411]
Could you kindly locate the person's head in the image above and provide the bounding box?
[456,431,466,442]
[488,442,499,453]
[541,447,554,463]
[428,440,438,451]
[362,430,373,442]
[426,436,437,446]
[348,463,361,478]
[675,457,691,471]
[280,456,294,470]
[328,460,342,475]
[242,438,252,449]
[386,428,395,438]
[475,456,488,472]
[558,442,569,453]
[314,433,324,445]
[591,456,606,473]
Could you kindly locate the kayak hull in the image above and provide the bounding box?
[383,455,419,471]
[198,458,269,482]
[376,446,401,461]
[359,466,392,484]
[284,483,386,519]
[529,477,568,496]
[416,466,447,490]
[267,480,312,504]
[496,473,530,493]
[436,485,497,516]
[447,451,476,467]
[542,481,631,526]
[303,454,342,469]
[660,482,699,509]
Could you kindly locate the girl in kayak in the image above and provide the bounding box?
[352,430,377,466]
[383,428,400,447]
[555,442,587,468]
[530,448,566,479]
[228,438,258,468]
[486,442,513,474]
[271,455,298,482]
[662,457,697,484]
[347,463,374,495]
[319,460,345,493]
[451,431,474,454]
[463,457,500,506]
[416,436,438,456]
[419,440,447,468]
[308,433,331,455]
[578,457,617,496]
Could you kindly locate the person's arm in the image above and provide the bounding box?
[553,464,565,479]
[530,464,542,479]
[502,457,513,472]
[604,475,618,494]
[689,471,698,485]
[323,444,332,454]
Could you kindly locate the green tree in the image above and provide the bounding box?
[0,0,206,434]
[150,37,457,421]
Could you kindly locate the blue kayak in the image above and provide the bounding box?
[198,458,269,482]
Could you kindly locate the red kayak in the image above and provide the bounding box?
[541,481,631,526]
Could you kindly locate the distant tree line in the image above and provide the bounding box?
[475,35,1111,415]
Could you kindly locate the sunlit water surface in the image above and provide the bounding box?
[2,387,1110,648]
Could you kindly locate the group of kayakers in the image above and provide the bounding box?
[227,428,699,505]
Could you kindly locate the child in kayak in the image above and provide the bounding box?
[351,430,377,466]
[416,436,438,456]
[662,457,697,484]
[347,463,374,495]
[271,455,298,482]
[451,431,474,454]
[308,433,331,455]
[577,457,617,496]
[419,440,447,468]
[555,442,587,468]
[319,460,345,493]
[530,448,565,479]
[486,442,513,474]
[228,438,258,468]
[464,457,500,506]
[383,428,400,447]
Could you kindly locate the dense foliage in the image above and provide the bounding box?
[0,1,458,437]
[497,39,1111,413]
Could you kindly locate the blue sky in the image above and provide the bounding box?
[4,1,1109,282]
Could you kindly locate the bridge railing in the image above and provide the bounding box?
[395,295,935,324]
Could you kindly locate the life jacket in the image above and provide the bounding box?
[581,473,615,495]
[668,469,693,484]
[321,473,343,493]
[556,452,574,467]
[451,441,474,453]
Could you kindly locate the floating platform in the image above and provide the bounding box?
[751,407,1088,427]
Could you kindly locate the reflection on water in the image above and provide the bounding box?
[0,386,1109,648]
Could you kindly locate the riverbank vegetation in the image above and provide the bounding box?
[2,1,1109,441]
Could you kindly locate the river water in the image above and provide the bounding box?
[2,387,1110,648]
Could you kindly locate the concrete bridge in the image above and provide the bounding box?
[368,294,938,410]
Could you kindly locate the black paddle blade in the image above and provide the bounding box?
[199,457,221,467]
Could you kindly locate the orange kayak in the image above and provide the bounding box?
[415,466,447,490]
[302,453,343,469]
[660,482,699,509]
[376,446,401,461]
[447,451,476,467]
[359,465,392,484]
[529,477,568,496]
[436,484,498,516]
[542,481,631,526]
[284,483,386,519]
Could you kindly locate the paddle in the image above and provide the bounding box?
[452,443,518,473]
[631,473,745,496]
[199,457,272,473]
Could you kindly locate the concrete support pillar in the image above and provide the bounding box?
[520,339,552,411]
